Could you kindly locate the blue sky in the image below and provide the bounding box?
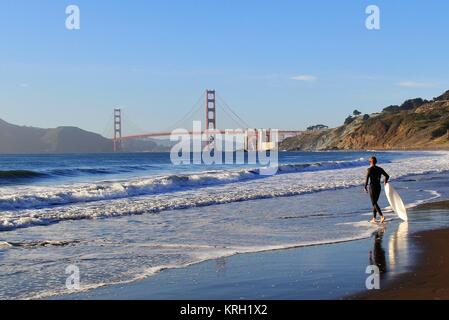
[1,0,448,136]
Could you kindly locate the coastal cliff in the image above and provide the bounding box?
[280,90,449,151]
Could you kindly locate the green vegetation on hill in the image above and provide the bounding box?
[280,90,449,151]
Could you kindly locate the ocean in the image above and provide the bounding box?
[1,150,449,299]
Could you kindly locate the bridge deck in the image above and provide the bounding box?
[116,130,304,141]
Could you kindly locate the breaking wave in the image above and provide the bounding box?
[1,152,448,232]
[0,158,368,211]
[0,165,159,184]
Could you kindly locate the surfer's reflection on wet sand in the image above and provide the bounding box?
[388,222,410,273]
[369,228,387,276]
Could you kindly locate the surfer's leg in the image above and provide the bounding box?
[370,186,383,219]
[375,202,385,223]
[373,187,384,217]
[375,204,383,216]
[369,186,376,218]
[372,208,377,219]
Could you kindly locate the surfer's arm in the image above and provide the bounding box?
[382,168,390,184]
[364,169,370,191]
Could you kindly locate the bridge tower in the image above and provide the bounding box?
[113,108,122,152]
[205,90,217,148]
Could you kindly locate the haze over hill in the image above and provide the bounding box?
[0,119,170,154]
[280,90,449,151]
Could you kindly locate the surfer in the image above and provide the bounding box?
[364,156,390,224]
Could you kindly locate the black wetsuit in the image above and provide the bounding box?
[365,166,390,218]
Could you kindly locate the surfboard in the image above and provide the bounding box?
[385,183,408,222]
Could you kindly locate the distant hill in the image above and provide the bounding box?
[0,119,114,154]
[280,90,449,151]
[0,118,173,154]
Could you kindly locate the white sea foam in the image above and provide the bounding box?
[1,151,448,231]
[0,158,368,211]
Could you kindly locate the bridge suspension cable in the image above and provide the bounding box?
[216,94,251,129]
[162,92,205,132]
[121,109,148,136]
[101,114,114,139]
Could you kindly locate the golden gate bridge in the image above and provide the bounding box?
[110,90,305,152]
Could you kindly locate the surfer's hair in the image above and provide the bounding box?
[370,156,378,165]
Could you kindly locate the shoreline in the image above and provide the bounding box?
[53,198,449,301]
[52,235,381,300]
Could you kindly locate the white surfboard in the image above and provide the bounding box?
[385,183,408,222]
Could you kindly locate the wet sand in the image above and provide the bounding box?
[51,196,449,300]
[352,201,449,300]
[54,217,412,300]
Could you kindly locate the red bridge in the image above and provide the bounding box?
[111,90,305,152]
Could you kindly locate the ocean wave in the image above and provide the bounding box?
[0,174,446,233]
[0,158,368,211]
[0,240,81,249]
[277,158,368,173]
[0,165,159,184]
[46,165,156,177]
[1,153,448,232]
[0,170,46,181]
[48,168,119,176]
